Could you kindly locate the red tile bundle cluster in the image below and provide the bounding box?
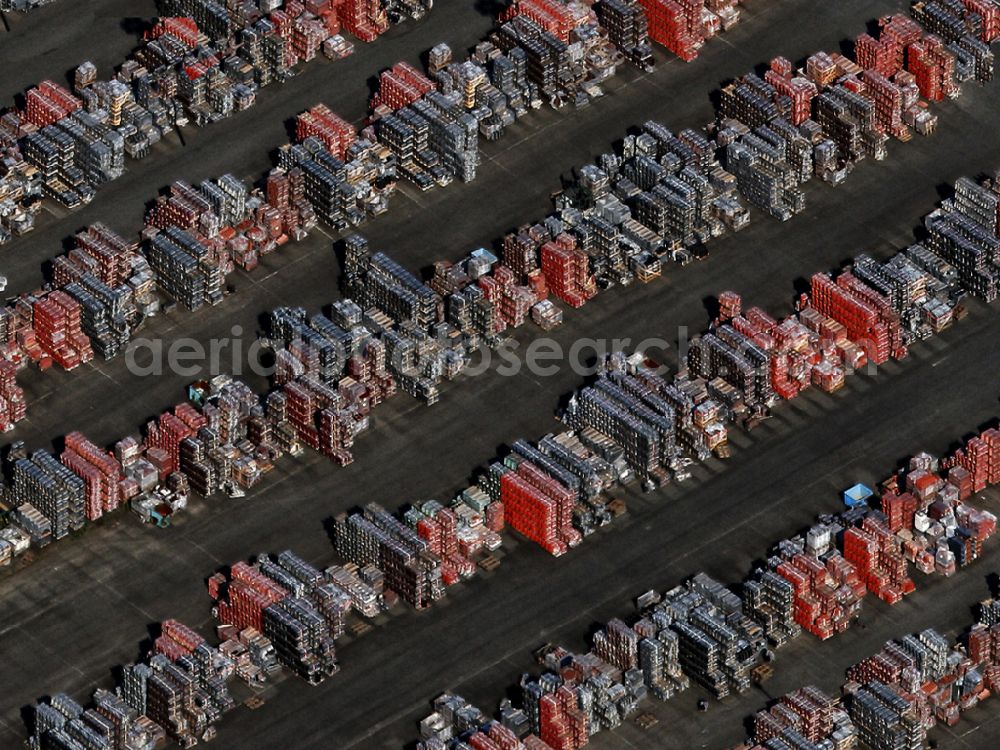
[763,57,817,124]
[501,0,581,43]
[371,62,436,112]
[415,507,476,586]
[775,553,866,640]
[907,35,959,101]
[31,291,93,370]
[716,292,848,400]
[876,437,999,575]
[637,0,707,61]
[540,234,596,309]
[273,377,356,465]
[295,103,358,160]
[954,427,1000,491]
[144,406,201,478]
[339,0,390,42]
[860,69,916,139]
[465,724,530,750]
[539,685,588,750]
[290,12,329,63]
[345,338,396,406]
[148,16,201,48]
[0,361,27,432]
[61,431,125,521]
[842,516,916,604]
[55,223,138,289]
[209,561,288,632]
[265,168,315,241]
[478,265,540,331]
[155,619,207,661]
[147,180,217,234]
[499,459,581,557]
[753,686,836,744]
[962,0,1000,41]
[809,272,899,365]
[854,15,924,77]
[22,81,81,128]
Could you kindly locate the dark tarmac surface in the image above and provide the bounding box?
[1,0,999,748]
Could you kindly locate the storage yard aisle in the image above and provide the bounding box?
[0,0,159,105]
[2,0,897,296]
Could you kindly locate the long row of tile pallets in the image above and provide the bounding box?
[17,417,1000,748]
[0,0,431,245]
[363,2,993,197]
[3,163,999,571]
[5,0,991,247]
[736,596,1000,750]
[363,0,749,188]
[5,0,998,430]
[409,588,1000,750]
[0,0,754,245]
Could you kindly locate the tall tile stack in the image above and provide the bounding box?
[491,456,578,556]
[0,360,27,432]
[23,80,82,128]
[371,62,436,112]
[809,272,895,364]
[846,682,928,749]
[928,173,1000,302]
[295,103,358,159]
[596,0,655,69]
[31,290,95,370]
[752,686,846,746]
[771,547,866,640]
[539,233,597,308]
[410,504,477,585]
[911,0,995,83]
[145,227,226,311]
[742,569,802,647]
[208,556,339,684]
[340,0,390,42]
[61,431,126,521]
[12,449,86,541]
[842,515,916,604]
[636,0,705,61]
[332,503,445,608]
[562,362,692,484]
[144,405,201,478]
[763,56,818,125]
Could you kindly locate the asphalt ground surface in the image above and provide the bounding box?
[1,0,1000,748]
